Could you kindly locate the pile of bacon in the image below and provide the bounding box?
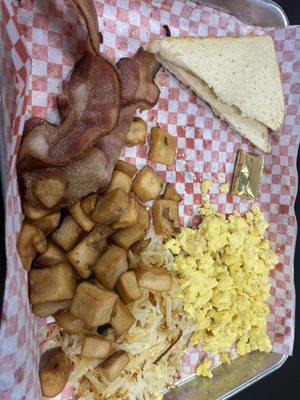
[17,0,160,209]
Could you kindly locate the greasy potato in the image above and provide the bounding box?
[70,282,118,327]
[163,183,182,202]
[17,223,47,270]
[39,348,70,397]
[34,178,65,208]
[125,117,147,147]
[111,193,139,229]
[130,238,151,253]
[99,351,130,382]
[132,166,163,202]
[31,211,61,236]
[81,194,97,216]
[136,203,150,230]
[67,226,108,278]
[148,127,176,166]
[110,299,135,335]
[153,199,180,237]
[115,160,138,178]
[54,310,88,334]
[107,171,132,194]
[23,201,50,220]
[52,215,82,252]
[126,250,140,269]
[29,263,76,304]
[136,266,172,292]
[115,271,142,304]
[81,334,112,359]
[68,202,94,232]
[35,242,69,268]
[111,226,145,250]
[91,189,129,224]
[32,299,72,318]
[94,246,128,289]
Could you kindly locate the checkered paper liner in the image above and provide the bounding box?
[0,0,299,398]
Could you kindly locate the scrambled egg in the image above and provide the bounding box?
[201,179,213,194]
[220,182,230,194]
[165,204,278,377]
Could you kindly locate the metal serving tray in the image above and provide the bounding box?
[164,1,289,399]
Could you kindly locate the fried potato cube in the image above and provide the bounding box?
[35,242,69,268]
[32,299,72,318]
[34,178,65,208]
[136,203,150,230]
[29,263,76,304]
[130,238,151,253]
[17,223,47,270]
[115,271,142,304]
[31,211,61,237]
[99,351,130,382]
[23,201,50,220]
[111,299,135,335]
[81,334,112,359]
[111,226,145,250]
[52,215,82,252]
[153,199,180,237]
[126,250,140,269]
[107,171,132,194]
[67,226,108,278]
[94,246,128,289]
[132,166,163,202]
[81,194,97,216]
[115,160,138,178]
[39,349,70,398]
[54,310,87,334]
[163,183,182,202]
[91,189,129,224]
[68,202,94,232]
[111,194,139,229]
[136,266,172,292]
[125,117,147,147]
[148,127,176,166]
[70,282,118,327]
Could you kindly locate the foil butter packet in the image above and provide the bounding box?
[231,150,264,200]
[0,1,300,399]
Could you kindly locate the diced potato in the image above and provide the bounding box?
[17,223,47,270]
[111,226,145,250]
[68,202,94,232]
[54,310,88,334]
[67,226,108,278]
[81,334,112,359]
[99,351,130,382]
[116,271,142,304]
[136,203,150,230]
[97,325,119,342]
[94,246,128,290]
[148,127,176,166]
[136,266,172,292]
[39,349,70,397]
[32,299,72,318]
[110,299,135,335]
[29,264,76,305]
[70,282,118,327]
[132,166,163,202]
[107,171,132,194]
[153,199,180,237]
[111,194,139,229]
[35,242,69,268]
[52,215,82,252]
[127,250,140,269]
[130,238,151,253]
[31,211,61,236]
[91,189,129,224]
[125,117,147,147]
[163,183,182,202]
[23,201,50,220]
[34,178,65,208]
[81,194,97,216]
[115,160,138,178]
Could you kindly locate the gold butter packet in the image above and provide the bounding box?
[231,150,264,200]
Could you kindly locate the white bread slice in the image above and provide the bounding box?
[144,35,284,131]
[156,55,270,152]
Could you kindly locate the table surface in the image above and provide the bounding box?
[0,1,299,399]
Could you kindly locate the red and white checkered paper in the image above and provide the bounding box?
[0,0,299,398]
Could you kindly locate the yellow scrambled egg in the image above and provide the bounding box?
[201,179,213,194]
[219,182,230,194]
[165,203,278,377]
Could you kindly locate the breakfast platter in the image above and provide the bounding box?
[0,0,299,399]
